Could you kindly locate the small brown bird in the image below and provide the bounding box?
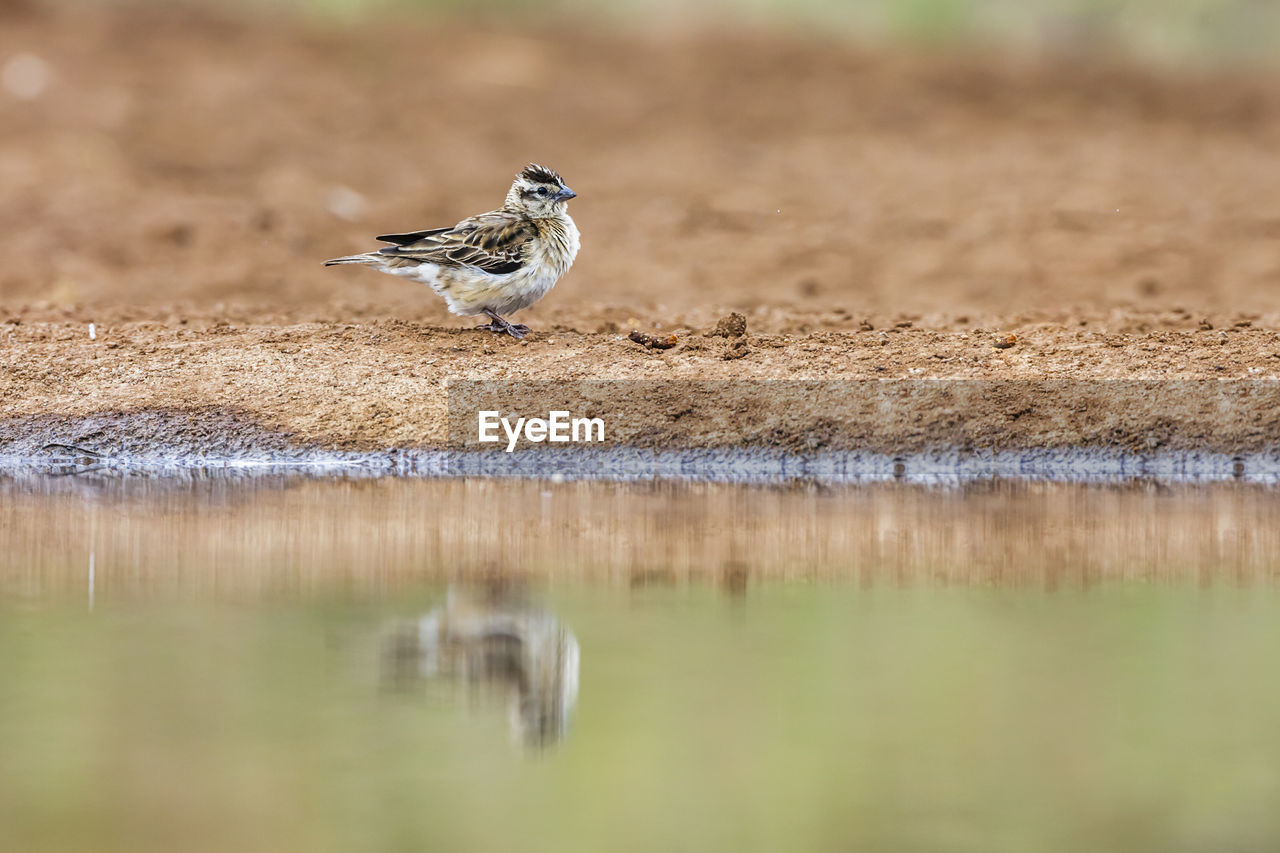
[325,164,579,339]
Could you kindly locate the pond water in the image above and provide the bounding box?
[2,474,1279,852]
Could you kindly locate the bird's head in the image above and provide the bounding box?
[505,164,576,216]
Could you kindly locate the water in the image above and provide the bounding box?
[3,475,1280,852]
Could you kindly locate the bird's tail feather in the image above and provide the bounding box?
[323,253,379,267]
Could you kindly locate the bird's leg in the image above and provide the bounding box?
[475,309,507,334]
[477,310,528,340]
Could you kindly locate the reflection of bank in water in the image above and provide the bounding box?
[383,587,580,748]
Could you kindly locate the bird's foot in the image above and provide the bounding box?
[476,317,528,340]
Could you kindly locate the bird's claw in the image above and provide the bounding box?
[476,319,528,340]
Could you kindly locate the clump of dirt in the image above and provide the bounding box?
[711,313,748,338]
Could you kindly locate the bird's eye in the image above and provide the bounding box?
[536,187,549,197]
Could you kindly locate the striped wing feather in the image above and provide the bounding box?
[376,212,535,275]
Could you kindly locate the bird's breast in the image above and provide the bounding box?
[535,213,580,276]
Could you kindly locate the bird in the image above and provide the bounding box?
[324,164,580,340]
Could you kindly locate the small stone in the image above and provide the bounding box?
[628,330,677,350]
[993,334,1017,349]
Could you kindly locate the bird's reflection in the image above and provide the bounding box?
[383,586,580,749]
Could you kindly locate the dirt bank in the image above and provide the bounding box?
[3,309,1279,456]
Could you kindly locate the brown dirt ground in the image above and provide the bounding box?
[2,3,1280,453]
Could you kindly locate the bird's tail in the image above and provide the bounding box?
[323,253,380,267]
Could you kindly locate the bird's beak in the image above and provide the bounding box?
[553,186,577,202]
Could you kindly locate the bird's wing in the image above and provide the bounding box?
[374,212,536,275]
[376,227,452,245]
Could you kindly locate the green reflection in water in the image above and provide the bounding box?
[3,581,1280,852]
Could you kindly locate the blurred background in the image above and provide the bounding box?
[2,0,1279,326]
[294,0,1280,65]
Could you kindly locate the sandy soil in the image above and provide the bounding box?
[2,3,1280,454]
